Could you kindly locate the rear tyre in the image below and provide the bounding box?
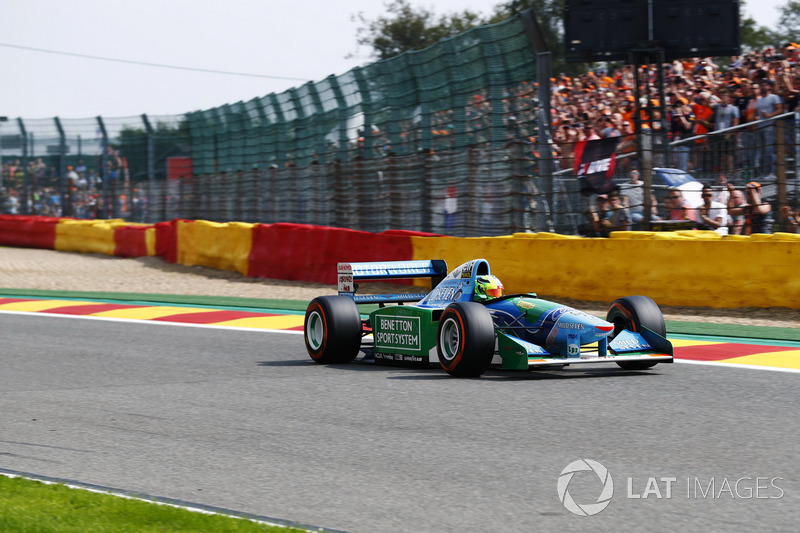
[304,296,362,364]
[607,295,665,370]
[437,302,495,377]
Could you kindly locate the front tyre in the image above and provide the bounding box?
[607,295,666,370]
[305,296,362,364]
[437,302,495,377]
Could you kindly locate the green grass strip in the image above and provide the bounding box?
[0,475,307,533]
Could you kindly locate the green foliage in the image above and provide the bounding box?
[774,1,800,45]
[740,14,778,52]
[353,0,484,60]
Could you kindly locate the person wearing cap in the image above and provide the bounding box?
[726,182,774,234]
[620,95,636,126]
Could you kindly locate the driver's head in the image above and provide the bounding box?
[474,275,504,301]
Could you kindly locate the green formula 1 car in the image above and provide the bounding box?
[304,258,673,377]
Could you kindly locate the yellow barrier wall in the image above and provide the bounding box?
[412,232,800,309]
[145,227,156,256]
[176,220,254,275]
[54,219,126,255]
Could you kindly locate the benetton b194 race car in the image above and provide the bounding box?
[304,259,673,377]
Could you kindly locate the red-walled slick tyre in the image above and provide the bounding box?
[437,302,495,377]
[304,296,362,364]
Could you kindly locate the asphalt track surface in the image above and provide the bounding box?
[1,312,799,532]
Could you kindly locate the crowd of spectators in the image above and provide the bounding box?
[550,44,800,177]
[551,43,800,234]
[0,152,123,219]
[589,177,786,237]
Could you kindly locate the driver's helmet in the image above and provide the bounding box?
[474,275,505,301]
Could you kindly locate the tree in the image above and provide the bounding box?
[354,1,578,74]
[740,15,776,52]
[774,1,800,45]
[353,0,485,59]
[736,0,782,53]
[353,0,484,60]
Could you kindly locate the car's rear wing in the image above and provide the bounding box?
[338,260,448,304]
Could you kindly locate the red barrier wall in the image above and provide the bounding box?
[155,220,182,263]
[113,225,152,257]
[248,223,416,284]
[0,215,60,249]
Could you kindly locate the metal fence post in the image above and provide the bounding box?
[328,76,350,164]
[776,120,787,229]
[96,117,110,218]
[509,140,527,233]
[467,146,479,235]
[0,117,5,190]
[641,129,654,232]
[795,112,800,209]
[54,117,70,216]
[421,149,432,233]
[16,119,28,214]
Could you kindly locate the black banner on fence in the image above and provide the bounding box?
[573,137,619,195]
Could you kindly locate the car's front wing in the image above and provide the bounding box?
[523,353,673,368]
[496,329,673,370]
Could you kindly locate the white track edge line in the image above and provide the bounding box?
[674,358,800,374]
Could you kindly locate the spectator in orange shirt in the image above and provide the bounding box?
[620,96,636,127]
[692,93,715,136]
